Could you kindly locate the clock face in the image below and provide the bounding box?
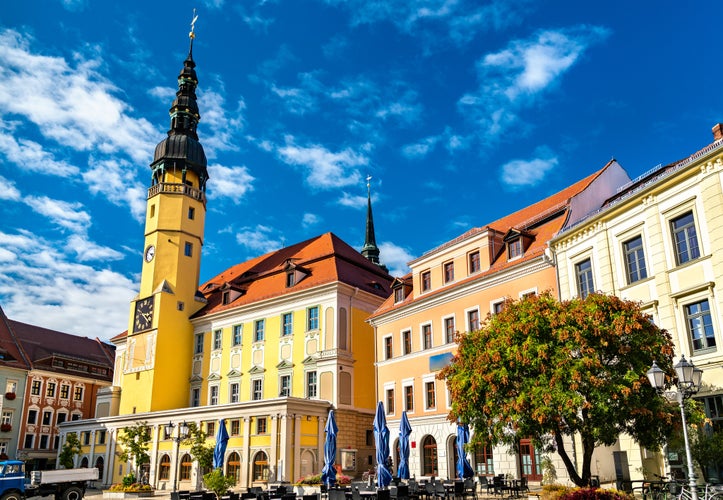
[144,245,155,262]
[133,297,154,333]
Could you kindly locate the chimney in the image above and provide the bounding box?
[713,123,723,141]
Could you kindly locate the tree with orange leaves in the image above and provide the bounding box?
[440,291,677,487]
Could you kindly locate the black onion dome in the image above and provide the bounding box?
[153,134,207,169]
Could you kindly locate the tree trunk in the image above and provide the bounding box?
[554,431,587,487]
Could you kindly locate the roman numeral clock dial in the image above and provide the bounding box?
[133,297,154,333]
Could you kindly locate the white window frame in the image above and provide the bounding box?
[209,385,219,405]
[420,322,433,350]
[402,379,414,414]
[422,375,436,412]
[229,382,239,403]
[442,315,456,344]
[213,330,222,350]
[383,335,393,360]
[465,306,480,332]
[251,378,263,401]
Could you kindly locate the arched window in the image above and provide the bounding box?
[180,453,193,480]
[95,456,104,480]
[80,456,89,468]
[227,452,240,482]
[422,435,438,476]
[158,455,171,481]
[253,451,269,482]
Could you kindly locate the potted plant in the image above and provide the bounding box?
[4,392,16,401]
[0,423,11,432]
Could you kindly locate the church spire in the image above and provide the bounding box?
[150,9,209,191]
[361,176,387,272]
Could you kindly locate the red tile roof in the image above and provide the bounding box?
[194,232,393,317]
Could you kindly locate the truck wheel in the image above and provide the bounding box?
[1,492,23,500]
[62,487,83,500]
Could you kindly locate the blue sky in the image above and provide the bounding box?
[2,1,722,340]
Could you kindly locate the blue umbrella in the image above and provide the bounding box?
[374,401,392,488]
[321,410,338,487]
[397,411,411,480]
[455,423,474,479]
[213,419,230,469]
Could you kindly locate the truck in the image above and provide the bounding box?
[0,461,98,500]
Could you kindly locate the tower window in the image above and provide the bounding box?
[188,207,195,220]
[184,242,193,257]
[150,205,156,218]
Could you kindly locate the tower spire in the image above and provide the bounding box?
[361,176,387,272]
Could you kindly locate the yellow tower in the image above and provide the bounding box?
[120,29,209,414]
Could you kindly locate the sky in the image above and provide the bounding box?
[2,1,723,341]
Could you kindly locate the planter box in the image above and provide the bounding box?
[294,486,321,496]
[103,491,155,499]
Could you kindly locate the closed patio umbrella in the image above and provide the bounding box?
[374,401,392,488]
[397,411,411,480]
[321,410,338,487]
[213,419,230,469]
[455,423,474,479]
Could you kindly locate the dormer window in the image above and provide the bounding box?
[286,272,295,287]
[508,238,522,259]
[394,287,405,303]
[222,291,230,305]
[284,259,309,287]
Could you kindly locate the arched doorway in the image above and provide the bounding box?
[421,435,438,477]
[252,451,269,483]
[448,434,458,479]
[300,449,316,479]
[80,457,89,468]
[393,438,400,473]
[227,452,240,483]
[158,454,171,481]
[94,456,104,481]
[179,453,193,483]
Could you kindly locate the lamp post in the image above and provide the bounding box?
[647,356,703,500]
[165,421,190,493]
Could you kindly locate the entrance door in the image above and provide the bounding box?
[519,440,541,481]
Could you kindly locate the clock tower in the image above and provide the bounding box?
[121,29,209,414]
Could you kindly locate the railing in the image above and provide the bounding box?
[147,182,206,203]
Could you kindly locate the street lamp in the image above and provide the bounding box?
[647,356,703,500]
[164,421,190,493]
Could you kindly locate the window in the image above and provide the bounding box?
[306,371,317,398]
[443,262,454,283]
[404,385,414,412]
[282,313,293,336]
[1,412,11,425]
[83,432,92,446]
[384,336,393,360]
[74,387,83,401]
[253,451,269,481]
[39,435,49,449]
[252,379,263,400]
[232,325,242,346]
[98,430,106,444]
[56,413,67,425]
[422,324,432,349]
[307,306,319,330]
[206,422,215,436]
[474,445,494,475]
[194,333,204,354]
[421,271,431,292]
[254,320,265,342]
[386,388,395,414]
[46,382,56,398]
[425,381,436,410]
[31,380,41,396]
[60,385,69,399]
[230,420,240,435]
[394,287,405,303]
[671,212,700,265]
[188,207,195,220]
[71,413,80,421]
[444,317,455,344]
[222,291,230,305]
[508,238,522,259]
[213,330,222,350]
[624,235,648,284]
[279,375,291,397]
[184,242,193,257]
[191,388,200,407]
[159,455,171,480]
[422,435,438,476]
[230,383,239,403]
[286,272,295,287]
[492,301,505,315]
[23,434,33,449]
[5,381,16,394]
[467,309,479,331]
[256,417,267,434]
[575,259,594,299]
[468,251,481,274]
[209,385,219,405]
[685,299,716,352]
[42,411,52,426]
[402,330,412,355]
[180,453,192,480]
[27,410,37,425]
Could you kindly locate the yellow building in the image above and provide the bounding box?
[550,124,723,485]
[60,34,392,490]
[368,161,628,483]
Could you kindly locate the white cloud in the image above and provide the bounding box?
[378,241,414,277]
[82,159,147,222]
[68,234,125,262]
[459,25,609,139]
[302,213,321,228]
[276,136,366,189]
[338,192,368,208]
[24,196,91,234]
[0,175,21,201]
[0,29,159,164]
[198,86,246,158]
[235,225,286,255]
[500,148,559,189]
[208,164,255,204]
[0,125,80,177]
[402,135,440,159]
[0,229,135,340]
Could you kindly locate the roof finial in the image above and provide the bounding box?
[188,9,198,55]
[361,175,387,273]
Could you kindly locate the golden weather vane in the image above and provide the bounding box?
[190,9,199,39]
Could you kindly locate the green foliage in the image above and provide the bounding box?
[109,479,153,492]
[58,432,82,469]
[117,422,152,471]
[540,456,557,485]
[690,422,723,482]
[559,488,632,500]
[295,473,351,485]
[184,422,214,470]
[440,291,678,487]
[122,473,137,487]
[203,468,237,499]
